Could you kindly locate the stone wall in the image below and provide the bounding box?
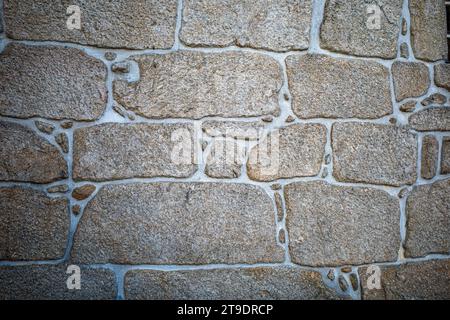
[0,0,449,300]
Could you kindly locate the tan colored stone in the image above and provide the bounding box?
[441,137,450,174]
[332,123,417,186]
[125,267,343,300]
[285,181,400,267]
[4,0,177,49]
[47,184,69,194]
[205,139,245,179]
[0,121,67,183]
[409,107,450,131]
[0,43,107,120]
[360,260,450,300]
[392,61,430,102]
[73,123,197,181]
[421,93,447,106]
[247,124,326,181]
[114,51,281,119]
[320,0,403,59]
[34,121,54,134]
[410,0,448,62]
[0,265,116,300]
[400,43,409,59]
[55,132,69,154]
[405,179,450,258]
[286,54,392,119]
[400,101,417,113]
[421,135,439,179]
[180,0,312,52]
[0,188,69,260]
[202,121,265,140]
[71,183,284,264]
[72,184,96,201]
[435,63,450,90]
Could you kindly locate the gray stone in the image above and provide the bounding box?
[285,181,400,267]
[47,184,69,194]
[409,0,448,62]
[34,121,54,134]
[400,43,409,59]
[71,183,284,264]
[72,184,96,201]
[421,135,439,179]
[405,179,450,258]
[114,51,281,119]
[180,0,313,52]
[409,107,450,131]
[286,54,392,119]
[400,101,417,113]
[392,61,430,102]
[205,139,245,179]
[125,267,343,300]
[60,121,73,129]
[421,93,447,106]
[55,132,69,154]
[4,0,177,49]
[338,276,348,292]
[202,121,266,140]
[247,124,326,181]
[332,123,417,186]
[320,0,403,59]
[275,192,284,222]
[0,121,68,183]
[360,260,450,299]
[0,43,107,121]
[73,123,197,181]
[442,137,450,174]
[0,187,69,260]
[0,265,116,300]
[435,63,450,91]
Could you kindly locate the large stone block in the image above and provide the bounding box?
[409,107,450,131]
[392,61,430,102]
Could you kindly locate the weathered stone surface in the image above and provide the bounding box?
[405,179,450,258]
[125,267,343,300]
[71,183,283,264]
[332,123,417,186]
[409,107,450,131]
[442,137,450,174]
[286,54,392,119]
[73,123,196,181]
[285,181,400,267]
[0,44,107,120]
[320,0,403,59]
[47,184,69,194]
[247,124,326,181]
[114,52,281,119]
[35,121,54,134]
[360,260,450,300]
[0,187,69,260]
[421,135,439,179]
[435,63,450,91]
[392,61,430,102]
[55,132,69,154]
[4,0,177,49]
[0,121,67,183]
[180,0,312,52]
[400,101,417,113]
[205,139,245,179]
[0,265,116,300]
[72,184,96,201]
[202,121,265,140]
[410,0,448,62]
[421,93,447,106]
[400,43,409,59]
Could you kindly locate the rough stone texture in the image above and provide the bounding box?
[0,265,116,300]
[35,121,54,135]
[4,0,177,49]
[320,0,403,59]
[247,124,326,181]
[409,0,448,62]
[400,43,409,59]
[421,135,439,179]
[0,187,69,260]
[286,54,392,119]
[332,123,417,186]
[180,0,313,52]
[405,179,450,258]
[114,52,281,119]
[55,132,69,154]
[205,139,245,178]
[47,184,69,194]
[421,93,447,107]
[409,107,450,131]
[0,43,107,121]
[435,63,450,91]
[400,101,417,113]
[392,61,430,102]
[285,181,400,267]
[360,260,450,300]
[0,121,68,183]
[73,123,197,181]
[71,183,284,264]
[442,137,450,174]
[125,267,343,300]
[72,184,96,201]
[202,121,266,140]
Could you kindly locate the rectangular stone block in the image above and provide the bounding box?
[409,107,450,131]
[202,121,266,140]
[73,123,197,181]
[332,123,417,186]
[442,137,450,174]
[421,135,439,179]
[205,139,245,179]
[435,63,450,91]
[125,267,342,300]
[113,51,281,119]
[4,0,177,49]
[285,181,400,267]
[71,183,284,264]
[0,265,116,300]
[180,0,312,52]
